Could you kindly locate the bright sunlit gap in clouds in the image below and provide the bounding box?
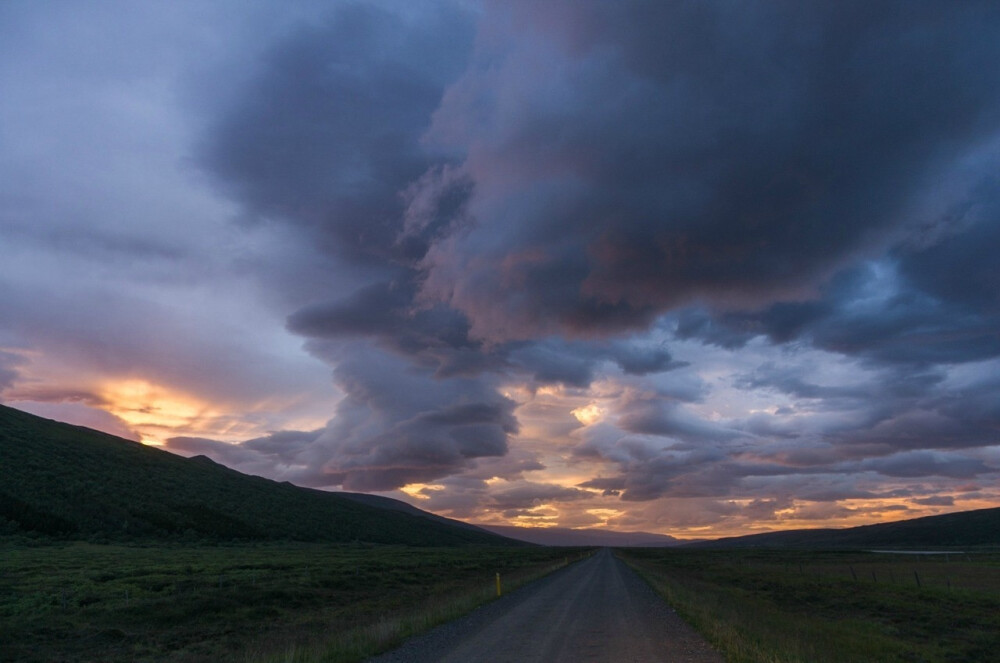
[571,403,604,427]
[2,0,1000,538]
[399,483,446,501]
[99,379,219,445]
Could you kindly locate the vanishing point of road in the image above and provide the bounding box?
[368,548,724,663]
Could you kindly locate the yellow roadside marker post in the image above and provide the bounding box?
[496,572,501,597]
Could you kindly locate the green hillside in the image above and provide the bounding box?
[688,507,1000,549]
[0,404,515,546]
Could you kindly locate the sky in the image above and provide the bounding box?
[2,0,1000,539]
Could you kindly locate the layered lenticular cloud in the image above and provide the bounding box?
[2,0,999,536]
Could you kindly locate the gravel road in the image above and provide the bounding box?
[367,548,724,663]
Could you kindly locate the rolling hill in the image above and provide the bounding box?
[0,404,516,546]
[687,507,1000,549]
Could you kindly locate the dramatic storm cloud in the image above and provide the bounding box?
[418,0,1000,341]
[3,0,999,537]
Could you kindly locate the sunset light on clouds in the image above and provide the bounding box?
[3,0,1000,539]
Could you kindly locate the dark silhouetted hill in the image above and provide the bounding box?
[687,507,1000,549]
[0,404,517,546]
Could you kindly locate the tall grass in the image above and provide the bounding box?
[619,549,1000,663]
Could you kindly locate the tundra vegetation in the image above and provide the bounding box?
[620,548,1000,663]
[0,540,583,662]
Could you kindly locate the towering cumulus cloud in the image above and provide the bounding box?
[198,3,511,489]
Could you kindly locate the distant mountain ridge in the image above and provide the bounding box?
[686,507,1000,549]
[480,524,688,547]
[0,404,517,546]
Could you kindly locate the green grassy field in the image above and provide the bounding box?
[0,540,585,662]
[619,548,1000,662]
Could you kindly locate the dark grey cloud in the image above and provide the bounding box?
[308,348,518,491]
[0,351,25,392]
[419,0,1000,342]
[674,308,758,350]
[734,363,871,403]
[487,482,591,511]
[801,290,1000,368]
[743,362,1000,458]
[507,340,682,388]
[730,363,960,453]
[574,441,995,504]
[859,452,992,479]
[242,429,326,461]
[611,343,681,376]
[738,497,795,523]
[912,495,955,507]
[837,402,1000,455]
[288,278,682,388]
[287,279,504,379]
[896,178,1000,316]
[795,484,879,503]
[685,197,1000,367]
[577,476,624,498]
[811,187,1000,365]
[769,362,999,459]
[202,2,475,267]
[617,400,737,443]
[574,427,735,501]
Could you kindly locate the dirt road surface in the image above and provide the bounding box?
[367,548,724,663]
